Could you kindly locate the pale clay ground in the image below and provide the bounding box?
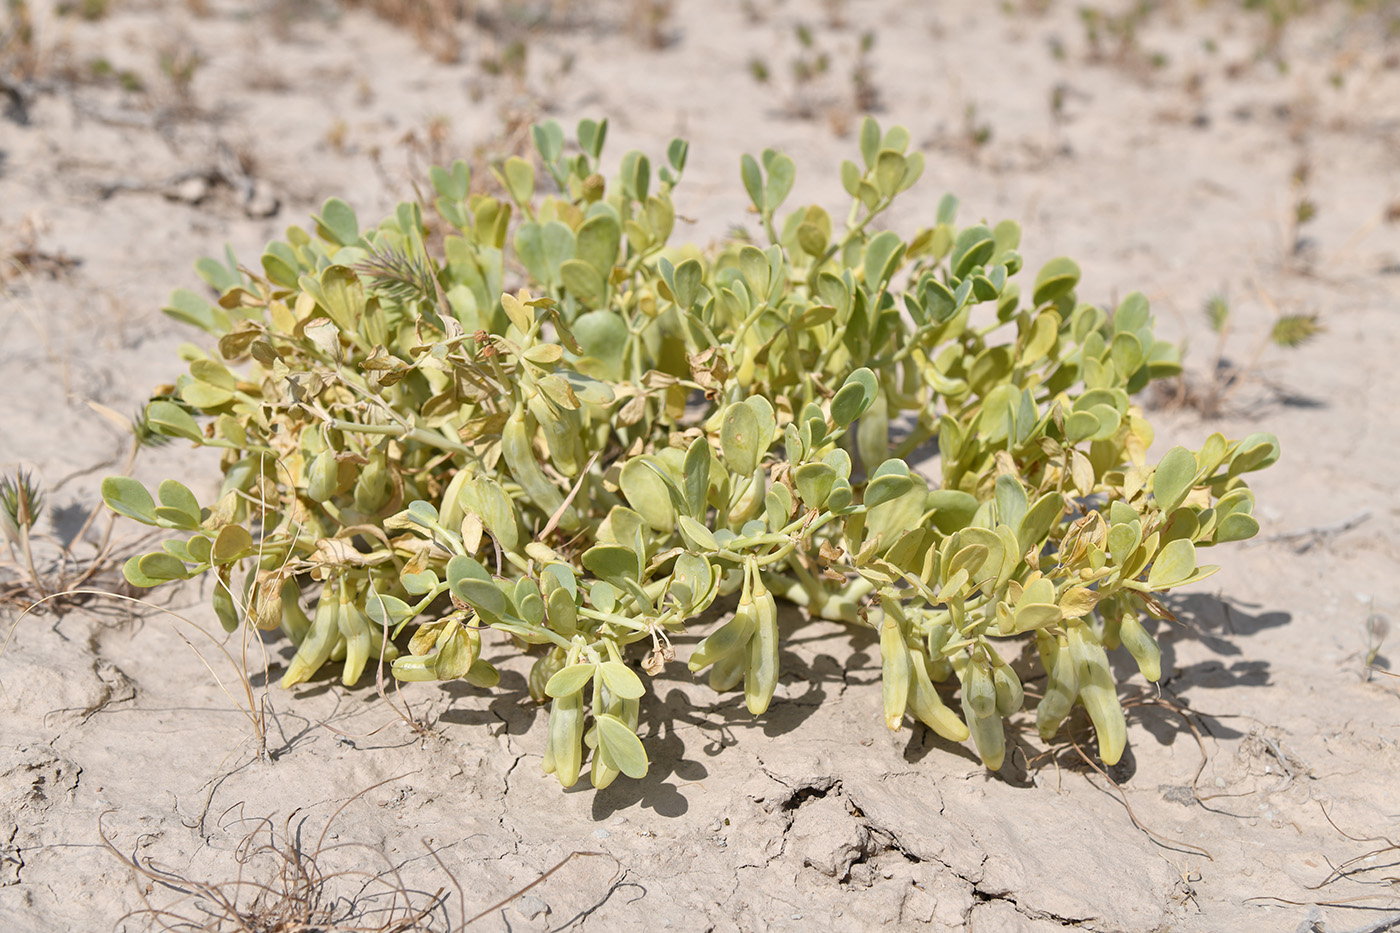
[2,1,1399,930]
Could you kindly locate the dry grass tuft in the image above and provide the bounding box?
[101,776,621,931]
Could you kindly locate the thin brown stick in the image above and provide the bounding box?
[1067,724,1215,861]
[538,450,601,541]
[461,849,621,926]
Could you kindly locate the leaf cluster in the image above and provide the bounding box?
[103,115,1279,785]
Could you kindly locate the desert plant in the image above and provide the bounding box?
[0,402,157,608]
[749,22,879,128]
[1169,289,1321,416]
[102,115,1278,788]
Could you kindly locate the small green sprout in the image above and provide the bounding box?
[0,469,44,547]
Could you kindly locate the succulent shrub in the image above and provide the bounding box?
[103,116,1278,787]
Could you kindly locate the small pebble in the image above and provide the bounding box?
[594,828,610,840]
[516,894,549,920]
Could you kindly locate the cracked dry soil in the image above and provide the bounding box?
[3,0,1400,930]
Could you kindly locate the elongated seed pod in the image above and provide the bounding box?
[529,649,566,704]
[1100,615,1122,651]
[541,723,556,776]
[366,612,400,666]
[926,621,954,682]
[908,650,970,742]
[590,739,618,790]
[743,579,779,715]
[1036,631,1078,741]
[527,392,583,477]
[281,579,341,688]
[992,658,1024,717]
[880,614,911,730]
[590,694,637,791]
[306,448,338,502]
[964,656,997,720]
[727,466,766,528]
[337,584,372,686]
[1067,623,1127,765]
[279,579,311,646]
[709,646,747,692]
[212,567,240,633]
[688,605,758,672]
[1118,612,1161,682]
[549,689,585,788]
[353,449,393,514]
[961,691,1006,771]
[501,407,577,530]
[1034,629,1056,671]
[390,652,439,682]
[437,467,473,536]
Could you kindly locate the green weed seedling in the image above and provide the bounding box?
[103,116,1279,787]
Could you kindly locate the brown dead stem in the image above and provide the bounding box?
[101,772,622,931]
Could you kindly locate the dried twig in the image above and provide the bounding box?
[1066,722,1215,861]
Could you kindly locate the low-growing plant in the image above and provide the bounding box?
[103,115,1279,788]
[1166,288,1321,417]
[748,23,880,130]
[0,403,155,608]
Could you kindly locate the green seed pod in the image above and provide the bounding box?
[591,738,619,790]
[337,583,373,686]
[926,621,954,682]
[390,652,439,682]
[992,657,1024,717]
[437,467,473,536]
[961,691,1006,771]
[528,391,583,477]
[1118,611,1162,682]
[211,567,240,633]
[964,656,997,720]
[282,579,342,688]
[743,580,779,716]
[879,612,911,730]
[279,579,311,646]
[548,689,585,788]
[502,407,577,530]
[353,448,393,515]
[590,693,637,791]
[1035,631,1078,742]
[908,650,970,742]
[541,724,556,776]
[529,648,567,704]
[306,448,339,503]
[709,646,747,693]
[688,601,757,672]
[1100,614,1123,651]
[727,466,767,528]
[1067,623,1127,765]
[370,628,400,666]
